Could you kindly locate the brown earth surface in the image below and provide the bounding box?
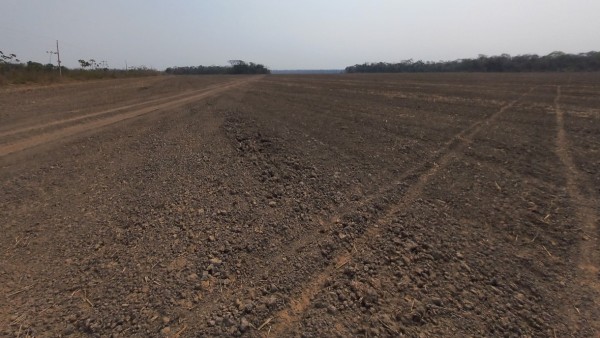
[1,73,599,337]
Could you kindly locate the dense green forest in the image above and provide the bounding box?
[166,60,270,75]
[345,51,600,73]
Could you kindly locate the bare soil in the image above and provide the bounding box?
[1,73,599,337]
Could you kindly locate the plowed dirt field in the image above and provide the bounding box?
[1,73,599,337]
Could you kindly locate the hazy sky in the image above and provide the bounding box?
[1,0,599,70]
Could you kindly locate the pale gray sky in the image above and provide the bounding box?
[1,0,599,70]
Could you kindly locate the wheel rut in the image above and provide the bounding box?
[266,86,538,336]
[256,85,539,266]
[0,77,261,157]
[166,87,535,334]
[0,81,239,139]
[553,85,600,332]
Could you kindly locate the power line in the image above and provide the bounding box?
[46,50,57,64]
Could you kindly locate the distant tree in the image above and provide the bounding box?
[77,59,101,70]
[78,59,91,69]
[0,51,20,64]
[26,61,44,70]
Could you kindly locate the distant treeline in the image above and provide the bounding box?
[0,51,159,85]
[166,60,270,75]
[345,51,600,73]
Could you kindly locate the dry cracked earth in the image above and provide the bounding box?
[1,73,599,337]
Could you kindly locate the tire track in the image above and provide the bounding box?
[267,86,537,337]
[169,86,532,332]
[0,81,240,140]
[233,86,532,276]
[553,86,600,331]
[0,77,261,157]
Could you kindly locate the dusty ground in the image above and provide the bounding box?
[1,73,599,337]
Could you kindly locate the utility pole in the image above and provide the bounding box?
[56,40,62,77]
[125,60,128,71]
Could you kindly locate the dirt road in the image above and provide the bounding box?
[0,76,260,157]
[1,74,598,337]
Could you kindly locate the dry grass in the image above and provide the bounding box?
[0,68,160,86]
